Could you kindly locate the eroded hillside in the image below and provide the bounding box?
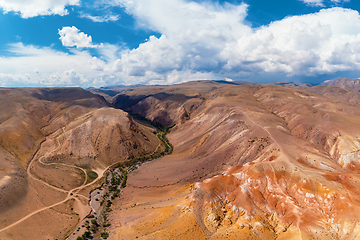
[3,82,360,240]
[108,82,360,240]
[0,88,159,240]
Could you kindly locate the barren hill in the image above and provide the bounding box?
[321,78,360,92]
[0,88,159,239]
[4,82,360,239]
[107,83,360,239]
[111,80,236,126]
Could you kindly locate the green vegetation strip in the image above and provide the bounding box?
[110,125,174,171]
[76,123,174,240]
[120,169,127,188]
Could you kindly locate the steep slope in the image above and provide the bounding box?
[109,84,360,239]
[33,107,158,180]
[0,88,109,167]
[112,80,233,126]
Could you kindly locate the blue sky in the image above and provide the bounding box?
[0,0,360,87]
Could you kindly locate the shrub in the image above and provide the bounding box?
[87,171,98,180]
[101,232,109,239]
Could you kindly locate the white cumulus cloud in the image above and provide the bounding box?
[0,0,80,18]
[106,0,251,82]
[0,43,115,87]
[107,1,360,83]
[116,0,250,38]
[59,26,97,48]
[220,7,360,76]
[3,1,360,87]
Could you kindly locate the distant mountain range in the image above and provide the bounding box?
[91,77,360,93]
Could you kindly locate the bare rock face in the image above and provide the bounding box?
[330,135,360,169]
[194,161,360,238]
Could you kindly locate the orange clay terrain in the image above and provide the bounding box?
[3,80,360,239]
[107,80,360,240]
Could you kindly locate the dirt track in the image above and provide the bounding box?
[0,121,164,238]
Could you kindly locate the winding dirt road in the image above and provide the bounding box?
[0,131,103,234]
[0,123,165,236]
